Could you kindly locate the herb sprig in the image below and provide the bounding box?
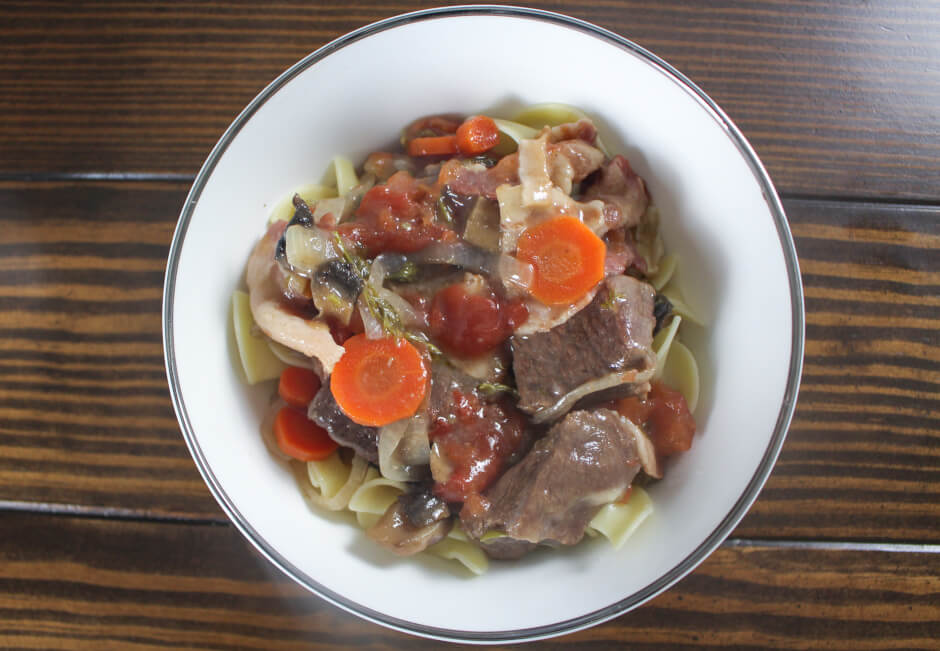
[332,232,441,358]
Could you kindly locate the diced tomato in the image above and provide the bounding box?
[338,171,456,255]
[429,282,527,358]
[615,380,696,459]
[430,391,528,503]
[646,382,696,457]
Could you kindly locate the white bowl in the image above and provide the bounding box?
[163,5,803,643]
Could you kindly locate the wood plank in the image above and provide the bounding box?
[735,199,940,541]
[0,513,935,649]
[0,182,936,541]
[1,1,938,200]
[0,180,212,518]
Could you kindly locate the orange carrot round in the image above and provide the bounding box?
[407,135,459,157]
[278,366,322,409]
[330,335,428,426]
[456,115,500,155]
[515,216,606,305]
[273,407,338,461]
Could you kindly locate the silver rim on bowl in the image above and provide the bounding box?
[163,4,805,643]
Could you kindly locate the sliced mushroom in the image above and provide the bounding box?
[366,499,453,556]
[310,259,363,325]
[397,487,451,529]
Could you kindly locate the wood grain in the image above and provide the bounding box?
[0,512,935,649]
[734,199,940,541]
[0,181,936,541]
[1,0,938,201]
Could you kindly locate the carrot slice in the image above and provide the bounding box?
[330,335,428,426]
[278,366,322,409]
[407,135,459,157]
[515,216,606,305]
[456,115,500,155]
[273,407,338,461]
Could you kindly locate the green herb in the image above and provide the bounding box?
[480,530,508,542]
[601,289,624,311]
[477,381,519,398]
[333,232,439,355]
[332,232,370,279]
[436,195,455,226]
[325,293,345,310]
[386,261,419,283]
[402,330,443,359]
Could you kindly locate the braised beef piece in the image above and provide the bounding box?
[548,139,606,185]
[427,361,481,422]
[548,119,598,144]
[582,155,649,231]
[511,275,656,424]
[307,377,378,464]
[478,535,536,561]
[460,408,640,555]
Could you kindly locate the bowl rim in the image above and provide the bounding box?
[162,4,805,644]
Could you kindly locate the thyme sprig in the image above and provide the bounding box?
[477,381,519,399]
[332,232,441,358]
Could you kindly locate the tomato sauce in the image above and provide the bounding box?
[337,171,456,256]
[429,282,528,358]
[430,390,528,503]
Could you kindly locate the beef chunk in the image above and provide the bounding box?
[307,378,378,463]
[511,275,656,423]
[460,408,640,552]
[582,155,649,230]
[427,361,481,422]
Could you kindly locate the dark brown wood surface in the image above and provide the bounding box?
[0,1,937,647]
[1,512,937,650]
[2,0,939,201]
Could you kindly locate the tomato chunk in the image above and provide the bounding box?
[646,382,696,457]
[338,171,455,255]
[615,380,696,459]
[429,282,527,358]
[430,391,528,503]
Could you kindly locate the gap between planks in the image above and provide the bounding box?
[1,499,938,554]
[4,172,940,209]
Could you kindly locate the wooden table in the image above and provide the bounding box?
[1,1,937,648]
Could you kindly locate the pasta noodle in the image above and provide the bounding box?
[491,118,538,156]
[268,183,338,224]
[586,486,653,549]
[652,314,682,379]
[294,452,369,511]
[511,102,610,155]
[648,253,678,291]
[427,526,490,576]
[347,468,408,528]
[328,155,359,197]
[661,339,700,412]
[232,290,286,384]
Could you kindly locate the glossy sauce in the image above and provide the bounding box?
[615,380,696,458]
[430,390,528,503]
[429,283,528,358]
[337,171,455,255]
